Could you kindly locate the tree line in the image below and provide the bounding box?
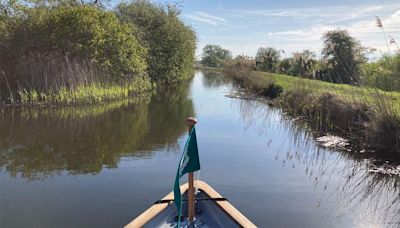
[0,0,196,104]
[201,29,400,92]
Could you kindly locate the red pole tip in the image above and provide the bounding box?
[185,117,197,126]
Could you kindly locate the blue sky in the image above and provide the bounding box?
[151,0,400,59]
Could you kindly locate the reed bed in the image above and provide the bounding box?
[0,52,152,105]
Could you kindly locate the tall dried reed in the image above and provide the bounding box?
[0,52,150,104]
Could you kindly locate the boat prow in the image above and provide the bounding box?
[125,180,256,227]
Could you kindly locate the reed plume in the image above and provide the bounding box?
[388,35,400,52]
[375,16,391,55]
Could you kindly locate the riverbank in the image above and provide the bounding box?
[217,67,400,164]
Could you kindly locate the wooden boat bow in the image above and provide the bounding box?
[125,180,256,228]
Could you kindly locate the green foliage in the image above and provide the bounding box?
[1,1,199,104]
[0,0,24,44]
[321,29,367,84]
[255,47,281,72]
[1,5,147,77]
[200,44,232,67]
[361,54,400,91]
[117,0,196,84]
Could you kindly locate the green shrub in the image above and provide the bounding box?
[361,54,400,91]
[262,84,283,99]
[117,1,196,84]
[1,5,147,77]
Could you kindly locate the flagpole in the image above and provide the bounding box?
[186,117,197,224]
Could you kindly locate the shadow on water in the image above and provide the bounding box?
[0,84,194,181]
[232,96,400,227]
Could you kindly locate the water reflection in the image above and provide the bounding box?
[0,85,194,180]
[232,96,400,226]
[201,69,231,88]
[1,71,399,227]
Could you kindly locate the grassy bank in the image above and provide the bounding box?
[2,76,152,106]
[221,67,400,163]
[257,71,400,114]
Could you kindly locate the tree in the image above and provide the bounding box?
[255,47,280,72]
[200,44,232,67]
[9,0,111,7]
[322,30,367,84]
[117,1,196,83]
[289,50,316,78]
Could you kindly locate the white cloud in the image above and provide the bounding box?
[194,12,227,23]
[185,12,227,26]
[227,3,400,23]
[390,10,400,18]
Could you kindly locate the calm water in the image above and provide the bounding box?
[0,71,399,228]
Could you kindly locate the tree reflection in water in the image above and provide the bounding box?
[233,97,400,227]
[0,84,194,180]
[201,69,231,88]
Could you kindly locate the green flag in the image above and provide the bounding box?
[174,127,200,223]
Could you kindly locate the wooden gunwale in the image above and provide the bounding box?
[125,180,256,228]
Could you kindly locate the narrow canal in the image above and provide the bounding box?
[0,71,398,227]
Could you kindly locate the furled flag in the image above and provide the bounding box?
[173,127,201,224]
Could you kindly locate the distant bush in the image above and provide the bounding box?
[117,1,196,84]
[222,55,256,77]
[200,44,232,67]
[361,54,400,91]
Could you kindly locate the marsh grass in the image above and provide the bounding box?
[2,78,152,105]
